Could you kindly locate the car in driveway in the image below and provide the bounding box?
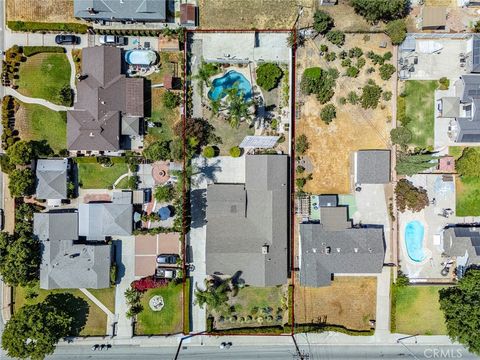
[99,35,127,46]
[155,267,177,279]
[156,254,179,265]
[55,35,79,45]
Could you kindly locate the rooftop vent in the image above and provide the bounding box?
[262,245,269,254]
[89,132,95,137]
[325,246,331,254]
[336,248,341,253]
[368,248,373,253]
[354,248,359,253]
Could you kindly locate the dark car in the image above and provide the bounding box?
[156,254,179,265]
[55,35,78,45]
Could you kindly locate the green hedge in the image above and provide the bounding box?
[293,323,374,336]
[22,46,66,57]
[8,21,89,34]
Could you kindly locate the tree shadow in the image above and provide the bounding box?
[45,293,89,336]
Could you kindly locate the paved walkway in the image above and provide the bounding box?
[79,288,115,336]
[112,172,130,189]
[375,268,391,337]
[65,50,78,103]
[4,88,72,111]
[114,236,136,338]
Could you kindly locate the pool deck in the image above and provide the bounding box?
[398,174,480,281]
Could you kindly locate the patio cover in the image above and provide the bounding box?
[441,97,460,118]
[421,7,447,29]
[417,40,443,54]
[239,135,279,149]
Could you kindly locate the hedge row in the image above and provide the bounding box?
[22,46,66,57]
[8,21,89,34]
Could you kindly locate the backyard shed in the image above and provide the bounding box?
[180,3,196,26]
[421,7,447,30]
[354,150,391,185]
[239,135,279,149]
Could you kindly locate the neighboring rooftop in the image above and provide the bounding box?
[206,155,289,287]
[35,212,111,289]
[36,159,68,200]
[300,207,385,287]
[443,227,480,267]
[67,46,144,151]
[74,0,166,22]
[452,75,480,142]
[354,150,391,185]
[79,203,133,239]
[421,7,447,29]
[180,3,196,26]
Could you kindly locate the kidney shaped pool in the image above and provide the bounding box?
[405,220,426,262]
[208,70,252,101]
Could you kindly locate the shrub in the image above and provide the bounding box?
[203,146,215,158]
[296,165,305,174]
[320,44,329,53]
[57,85,73,107]
[383,52,393,61]
[338,97,347,105]
[22,46,65,57]
[346,66,359,78]
[390,126,412,146]
[143,141,171,161]
[110,263,117,286]
[8,21,89,34]
[300,67,336,104]
[349,47,363,58]
[350,0,408,23]
[339,50,347,59]
[386,19,407,45]
[356,57,366,68]
[457,147,480,178]
[255,63,283,91]
[163,90,181,109]
[320,104,336,124]
[8,168,35,197]
[347,91,359,105]
[325,52,336,62]
[326,30,345,47]
[366,51,385,65]
[438,77,450,90]
[296,178,307,189]
[474,20,480,33]
[383,91,392,101]
[131,276,169,292]
[379,63,396,80]
[313,10,334,35]
[154,185,175,202]
[341,58,352,68]
[229,146,241,158]
[296,134,309,155]
[360,80,382,109]
[395,179,429,213]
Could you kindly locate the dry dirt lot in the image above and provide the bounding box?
[296,33,393,195]
[294,276,377,331]
[198,0,311,30]
[7,0,83,23]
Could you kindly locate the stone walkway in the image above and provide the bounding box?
[65,50,78,103]
[79,288,115,336]
[112,172,131,189]
[4,88,72,111]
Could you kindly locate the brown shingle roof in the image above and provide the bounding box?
[180,3,195,25]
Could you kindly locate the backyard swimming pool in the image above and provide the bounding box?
[405,220,426,262]
[124,50,158,66]
[208,70,252,101]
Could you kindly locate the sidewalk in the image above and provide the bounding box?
[4,88,72,111]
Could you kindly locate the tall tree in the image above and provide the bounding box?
[313,10,334,34]
[439,269,480,355]
[6,140,35,165]
[396,153,438,176]
[223,86,253,129]
[395,179,429,213]
[8,168,35,197]
[194,278,230,311]
[351,0,408,23]
[0,234,40,286]
[456,147,480,178]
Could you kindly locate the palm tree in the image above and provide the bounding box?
[224,86,254,129]
[193,61,220,96]
[209,98,221,118]
[194,278,230,311]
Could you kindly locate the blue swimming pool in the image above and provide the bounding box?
[124,50,157,66]
[405,220,426,262]
[208,70,252,101]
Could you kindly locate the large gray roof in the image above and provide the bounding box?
[355,150,391,184]
[34,212,111,289]
[453,75,480,142]
[67,46,144,151]
[79,203,132,238]
[206,155,289,287]
[443,227,480,266]
[300,214,385,287]
[74,0,166,22]
[36,159,68,200]
[469,35,480,73]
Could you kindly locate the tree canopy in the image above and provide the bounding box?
[143,141,171,161]
[162,90,181,109]
[396,153,438,176]
[395,179,429,213]
[439,269,480,355]
[379,63,396,81]
[390,127,412,147]
[296,134,309,155]
[360,80,383,109]
[320,104,336,125]
[386,19,407,45]
[0,233,40,286]
[8,168,35,197]
[456,147,480,178]
[255,63,283,91]
[326,30,345,47]
[154,185,175,203]
[6,140,35,165]
[300,67,336,104]
[351,0,408,23]
[313,10,334,34]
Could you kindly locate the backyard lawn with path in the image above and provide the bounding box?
[400,80,437,149]
[17,52,71,105]
[88,287,116,314]
[136,282,183,335]
[15,101,67,153]
[77,157,128,189]
[14,285,108,336]
[394,285,447,335]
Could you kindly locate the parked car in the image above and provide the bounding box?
[155,267,177,279]
[99,35,127,46]
[156,254,179,265]
[55,35,78,45]
[0,209,4,230]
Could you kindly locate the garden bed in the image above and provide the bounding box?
[76,157,128,189]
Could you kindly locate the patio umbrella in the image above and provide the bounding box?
[158,207,171,221]
[133,212,142,223]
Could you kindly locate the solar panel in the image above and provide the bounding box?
[239,135,279,148]
[461,133,480,142]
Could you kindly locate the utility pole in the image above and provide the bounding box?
[291,335,310,359]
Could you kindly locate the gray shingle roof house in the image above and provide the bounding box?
[36,159,68,200]
[443,227,480,268]
[67,46,144,152]
[299,206,385,287]
[467,34,480,74]
[354,150,391,185]
[74,0,166,23]
[206,155,289,287]
[35,212,111,289]
[79,203,132,239]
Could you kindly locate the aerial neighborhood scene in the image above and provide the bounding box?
[0,0,480,360]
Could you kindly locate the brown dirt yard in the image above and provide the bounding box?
[296,33,393,195]
[7,0,83,23]
[198,0,311,30]
[294,276,377,331]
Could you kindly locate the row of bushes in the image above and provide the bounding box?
[22,46,65,57]
[1,96,19,150]
[8,21,89,34]
[94,26,185,41]
[132,226,179,235]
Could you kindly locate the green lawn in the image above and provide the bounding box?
[401,80,438,148]
[136,282,183,335]
[17,101,67,153]
[14,285,107,336]
[17,53,71,105]
[395,286,447,335]
[77,157,128,189]
[209,115,255,155]
[88,287,116,314]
